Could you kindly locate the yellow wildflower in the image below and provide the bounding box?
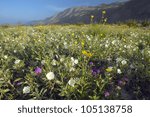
[82,50,93,57]
[91,15,94,19]
[75,41,78,45]
[102,10,106,14]
[100,33,103,37]
[104,18,107,22]
[82,50,87,54]
[81,41,85,47]
[106,67,113,72]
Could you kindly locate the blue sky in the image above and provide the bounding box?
[0,0,121,24]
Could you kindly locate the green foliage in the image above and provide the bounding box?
[0,24,150,100]
[141,20,150,27]
[117,20,150,28]
[125,20,139,27]
[0,24,12,28]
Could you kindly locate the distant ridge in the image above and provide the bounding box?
[29,0,150,25]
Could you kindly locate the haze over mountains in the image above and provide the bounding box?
[30,0,150,25]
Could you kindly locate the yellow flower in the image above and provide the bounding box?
[91,15,94,19]
[82,50,93,57]
[102,10,106,14]
[81,41,85,46]
[104,18,107,22]
[82,50,87,54]
[75,41,78,45]
[72,33,75,36]
[100,33,103,37]
[106,67,113,72]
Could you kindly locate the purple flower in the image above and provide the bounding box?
[34,67,42,75]
[13,81,22,86]
[16,82,22,86]
[123,77,129,82]
[89,62,94,66]
[91,67,101,76]
[104,91,110,97]
[97,69,100,74]
[118,80,124,86]
[92,71,97,76]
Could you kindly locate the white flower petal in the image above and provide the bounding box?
[46,72,55,80]
[74,59,78,64]
[68,78,76,87]
[52,59,57,66]
[69,67,75,72]
[121,60,127,65]
[116,58,122,63]
[117,69,122,74]
[4,55,8,59]
[41,60,45,65]
[23,86,30,94]
[60,58,64,62]
[14,60,21,64]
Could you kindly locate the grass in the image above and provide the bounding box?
[0,24,150,100]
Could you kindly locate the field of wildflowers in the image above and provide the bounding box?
[0,24,150,100]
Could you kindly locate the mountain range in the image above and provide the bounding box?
[29,0,150,25]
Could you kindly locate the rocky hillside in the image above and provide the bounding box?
[30,0,150,24]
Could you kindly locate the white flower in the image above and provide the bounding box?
[23,86,30,94]
[22,46,25,49]
[71,57,78,66]
[14,50,17,53]
[74,59,78,64]
[70,67,75,72]
[133,48,137,51]
[68,78,76,87]
[56,45,59,49]
[41,60,45,65]
[14,59,21,64]
[64,42,67,45]
[86,35,91,41]
[4,55,8,59]
[116,86,121,90]
[116,58,122,63]
[105,44,108,48]
[64,42,68,48]
[122,50,125,53]
[117,69,122,74]
[60,58,64,62]
[52,59,57,66]
[0,78,4,81]
[112,40,116,45]
[127,45,131,49]
[121,60,127,65]
[46,72,55,80]
[71,57,74,61]
[130,64,135,69]
[107,57,111,61]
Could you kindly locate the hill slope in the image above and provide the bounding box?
[30,0,150,24]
